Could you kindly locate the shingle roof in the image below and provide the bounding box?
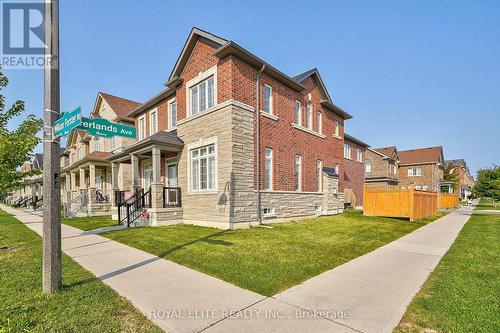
[375,146,397,157]
[99,92,141,118]
[344,134,370,148]
[399,146,443,165]
[446,159,466,167]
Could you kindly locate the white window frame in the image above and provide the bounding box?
[317,111,322,134]
[295,154,302,191]
[356,148,363,162]
[264,84,273,114]
[264,148,273,190]
[317,159,323,192]
[138,115,146,141]
[110,136,115,151]
[187,137,218,192]
[186,66,218,117]
[94,137,100,151]
[408,168,422,177]
[295,100,302,126]
[344,143,351,159]
[149,108,158,135]
[334,120,340,137]
[365,159,372,172]
[168,98,177,130]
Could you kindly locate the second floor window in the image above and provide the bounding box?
[344,144,351,159]
[265,148,273,190]
[356,148,363,162]
[317,111,322,134]
[190,76,214,116]
[110,136,115,151]
[78,148,83,160]
[264,84,272,114]
[150,110,158,135]
[169,101,177,129]
[138,117,146,141]
[306,101,312,129]
[334,121,340,137]
[295,100,301,126]
[365,159,372,172]
[94,137,100,151]
[408,168,422,177]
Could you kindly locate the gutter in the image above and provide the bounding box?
[256,64,266,224]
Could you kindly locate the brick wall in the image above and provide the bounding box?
[398,163,443,191]
[343,138,365,206]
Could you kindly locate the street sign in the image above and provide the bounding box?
[53,107,82,137]
[78,117,136,139]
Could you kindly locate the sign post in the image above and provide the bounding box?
[42,0,61,294]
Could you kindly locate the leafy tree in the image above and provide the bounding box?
[0,66,43,196]
[442,162,460,192]
[473,165,500,206]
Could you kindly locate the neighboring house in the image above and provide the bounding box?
[12,154,43,206]
[343,134,369,209]
[108,27,352,228]
[398,146,445,191]
[444,159,474,198]
[61,92,140,216]
[364,146,399,187]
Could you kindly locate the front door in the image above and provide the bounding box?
[143,162,153,190]
[167,163,178,187]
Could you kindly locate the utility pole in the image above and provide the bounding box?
[43,0,61,293]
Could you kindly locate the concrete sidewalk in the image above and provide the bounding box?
[1,204,474,333]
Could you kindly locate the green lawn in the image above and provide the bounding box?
[0,209,161,333]
[475,197,500,210]
[62,215,117,231]
[395,214,500,333]
[103,211,446,296]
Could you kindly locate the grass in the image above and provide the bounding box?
[62,215,117,231]
[474,197,500,211]
[0,209,161,333]
[395,214,500,333]
[103,210,446,296]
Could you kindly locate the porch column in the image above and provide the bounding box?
[79,168,86,190]
[130,154,140,191]
[88,164,96,206]
[151,146,163,209]
[111,162,119,207]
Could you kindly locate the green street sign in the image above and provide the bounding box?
[53,107,82,137]
[78,117,136,139]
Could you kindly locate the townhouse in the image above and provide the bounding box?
[443,159,474,198]
[61,92,140,216]
[11,154,43,208]
[364,146,400,187]
[397,146,444,191]
[343,134,369,208]
[108,28,352,228]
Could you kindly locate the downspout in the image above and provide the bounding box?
[256,64,266,224]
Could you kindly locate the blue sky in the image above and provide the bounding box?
[3,0,499,176]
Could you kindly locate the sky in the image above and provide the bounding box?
[3,0,500,177]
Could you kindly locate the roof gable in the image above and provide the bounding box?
[167,27,227,83]
[92,92,141,121]
[293,68,332,102]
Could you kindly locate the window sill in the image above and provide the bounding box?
[291,123,326,139]
[186,190,219,196]
[260,111,279,121]
[333,135,342,140]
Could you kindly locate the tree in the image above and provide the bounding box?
[0,66,43,196]
[443,162,460,192]
[473,165,500,206]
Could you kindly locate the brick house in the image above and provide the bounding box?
[11,154,43,207]
[61,92,140,216]
[364,146,400,187]
[108,27,352,228]
[398,146,444,191]
[343,134,369,208]
[443,159,474,198]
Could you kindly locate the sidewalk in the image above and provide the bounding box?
[1,204,474,333]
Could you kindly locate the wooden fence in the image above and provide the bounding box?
[437,193,459,209]
[363,187,438,221]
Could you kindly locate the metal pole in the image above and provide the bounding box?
[256,65,265,224]
[42,0,61,293]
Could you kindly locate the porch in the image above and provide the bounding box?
[108,131,184,226]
